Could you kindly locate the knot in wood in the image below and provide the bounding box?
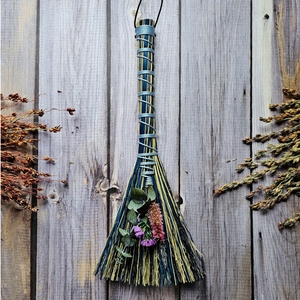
[48,189,60,203]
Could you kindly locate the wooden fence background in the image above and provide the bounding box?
[1,0,300,299]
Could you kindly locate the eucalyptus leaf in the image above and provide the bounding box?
[139,216,148,224]
[128,200,144,212]
[128,201,136,210]
[115,246,123,254]
[122,252,133,258]
[133,198,144,204]
[129,238,135,247]
[147,186,156,200]
[115,258,123,265]
[121,235,135,247]
[127,209,138,225]
[119,228,129,236]
[131,188,147,201]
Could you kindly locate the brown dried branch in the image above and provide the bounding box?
[1,93,75,211]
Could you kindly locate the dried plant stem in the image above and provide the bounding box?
[1,93,75,211]
[215,88,300,230]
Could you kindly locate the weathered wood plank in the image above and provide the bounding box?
[180,1,252,299]
[2,0,299,299]
[109,0,178,298]
[252,1,300,299]
[37,1,108,299]
[1,1,38,299]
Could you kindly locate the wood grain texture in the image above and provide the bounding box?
[180,1,252,299]
[108,0,178,298]
[2,0,300,298]
[37,1,108,299]
[1,1,37,299]
[252,1,300,299]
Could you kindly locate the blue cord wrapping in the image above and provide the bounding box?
[135,24,158,187]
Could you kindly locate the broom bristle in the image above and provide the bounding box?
[94,157,205,286]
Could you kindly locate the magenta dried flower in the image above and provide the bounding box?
[133,225,144,239]
[141,239,156,247]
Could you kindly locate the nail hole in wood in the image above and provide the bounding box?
[264,14,269,20]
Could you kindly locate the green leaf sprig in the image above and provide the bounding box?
[115,186,156,264]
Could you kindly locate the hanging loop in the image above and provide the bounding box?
[134,0,163,28]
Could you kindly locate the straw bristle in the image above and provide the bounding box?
[94,157,205,286]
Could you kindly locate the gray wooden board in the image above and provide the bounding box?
[1,1,38,299]
[252,1,300,299]
[37,1,108,299]
[108,0,178,298]
[2,0,300,299]
[180,1,252,299]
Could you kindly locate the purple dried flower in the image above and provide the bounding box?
[133,226,144,239]
[141,239,156,247]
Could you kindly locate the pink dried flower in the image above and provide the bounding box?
[148,202,165,241]
[141,239,156,247]
[133,225,144,239]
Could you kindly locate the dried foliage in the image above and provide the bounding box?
[215,88,300,230]
[1,93,75,211]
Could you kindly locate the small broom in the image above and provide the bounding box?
[95,0,205,286]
